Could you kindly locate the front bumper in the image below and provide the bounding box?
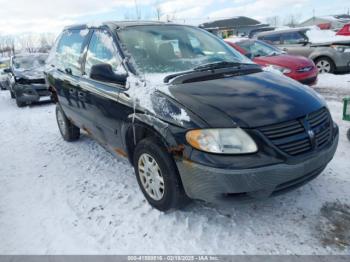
[14,84,51,103]
[176,131,338,204]
[287,69,318,86]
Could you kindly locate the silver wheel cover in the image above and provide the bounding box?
[316,60,331,73]
[138,153,165,201]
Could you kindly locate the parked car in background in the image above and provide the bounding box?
[337,23,350,36]
[256,28,350,74]
[0,58,10,90]
[225,38,318,85]
[8,53,51,107]
[248,27,275,38]
[45,22,339,211]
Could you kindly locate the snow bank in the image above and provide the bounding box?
[317,73,350,89]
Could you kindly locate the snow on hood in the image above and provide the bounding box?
[14,67,45,80]
[306,27,350,44]
[224,37,249,44]
[125,73,190,124]
[13,53,47,80]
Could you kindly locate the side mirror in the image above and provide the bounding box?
[3,68,11,74]
[245,53,254,59]
[90,63,127,86]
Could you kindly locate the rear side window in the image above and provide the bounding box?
[281,32,306,44]
[259,34,281,45]
[55,29,87,76]
[85,30,124,77]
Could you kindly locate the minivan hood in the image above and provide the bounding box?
[168,71,325,128]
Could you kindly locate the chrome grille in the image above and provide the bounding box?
[259,108,332,156]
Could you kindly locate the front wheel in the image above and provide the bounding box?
[133,137,190,211]
[15,97,26,107]
[55,105,80,142]
[315,57,335,74]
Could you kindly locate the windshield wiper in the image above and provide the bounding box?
[163,62,255,83]
[193,61,243,71]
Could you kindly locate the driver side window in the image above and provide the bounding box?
[85,30,124,77]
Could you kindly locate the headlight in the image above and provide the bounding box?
[332,45,350,53]
[186,128,258,154]
[267,64,292,74]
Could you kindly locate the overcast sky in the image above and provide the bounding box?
[0,0,349,35]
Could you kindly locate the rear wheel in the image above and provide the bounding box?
[347,129,350,141]
[10,90,15,99]
[55,105,80,142]
[133,137,189,211]
[315,57,335,74]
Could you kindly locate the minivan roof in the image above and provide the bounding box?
[64,21,176,31]
[257,27,309,37]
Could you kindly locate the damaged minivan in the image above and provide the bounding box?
[8,53,51,107]
[46,22,339,211]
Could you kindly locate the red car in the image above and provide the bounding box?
[225,38,318,86]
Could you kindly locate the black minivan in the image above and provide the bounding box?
[46,21,338,211]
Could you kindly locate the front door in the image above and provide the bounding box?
[79,29,128,151]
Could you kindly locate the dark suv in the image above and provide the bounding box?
[46,22,338,211]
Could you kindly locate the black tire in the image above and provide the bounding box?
[15,97,26,107]
[133,137,190,211]
[347,129,350,141]
[55,104,80,142]
[315,57,335,74]
[10,90,15,99]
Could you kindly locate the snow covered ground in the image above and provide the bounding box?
[0,75,349,255]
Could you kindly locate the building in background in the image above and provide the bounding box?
[299,14,350,30]
[199,16,274,38]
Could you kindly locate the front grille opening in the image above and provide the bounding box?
[259,107,332,156]
[223,192,249,199]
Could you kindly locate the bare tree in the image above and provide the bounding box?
[155,1,163,21]
[124,10,131,20]
[0,35,15,57]
[266,16,280,27]
[134,0,142,20]
[283,13,302,28]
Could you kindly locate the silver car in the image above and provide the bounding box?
[257,28,350,74]
[0,58,10,90]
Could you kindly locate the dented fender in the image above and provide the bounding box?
[120,112,193,164]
